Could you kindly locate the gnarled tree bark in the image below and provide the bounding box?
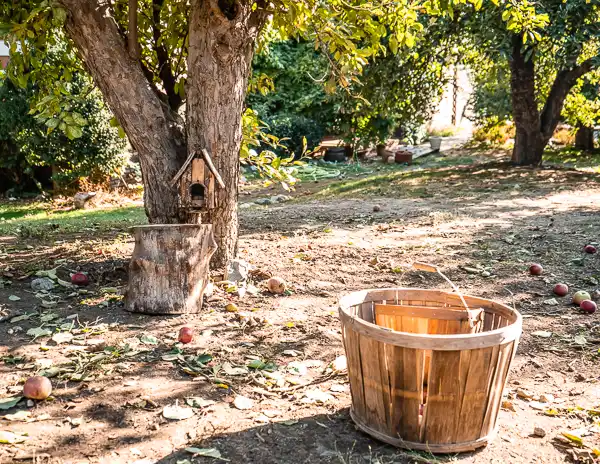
[62,0,186,223]
[126,224,217,314]
[186,0,266,267]
[61,0,268,268]
[510,35,596,166]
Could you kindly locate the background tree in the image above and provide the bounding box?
[0,0,441,267]
[467,47,600,152]
[247,19,454,156]
[461,0,600,165]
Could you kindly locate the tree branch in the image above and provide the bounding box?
[151,0,183,111]
[128,0,139,59]
[540,58,597,139]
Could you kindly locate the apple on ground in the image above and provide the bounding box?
[23,376,52,400]
[580,300,597,314]
[573,291,592,305]
[553,284,569,297]
[529,264,543,276]
[178,327,193,344]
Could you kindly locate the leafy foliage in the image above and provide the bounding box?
[464,0,600,153]
[0,0,484,191]
[249,22,452,153]
[0,74,125,192]
[247,41,333,155]
[241,109,301,190]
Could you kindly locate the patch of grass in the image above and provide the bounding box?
[428,126,458,137]
[0,203,146,238]
[0,201,47,221]
[414,155,475,168]
[543,148,600,169]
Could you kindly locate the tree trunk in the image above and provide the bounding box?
[509,35,597,165]
[186,0,265,268]
[509,36,544,166]
[62,0,186,223]
[575,124,594,151]
[126,225,217,314]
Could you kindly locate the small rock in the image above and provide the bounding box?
[26,400,34,408]
[463,266,481,275]
[533,427,546,438]
[233,395,254,410]
[539,393,554,403]
[481,271,491,277]
[86,338,106,352]
[516,388,533,400]
[254,197,274,206]
[543,298,559,306]
[529,401,545,411]
[73,192,96,209]
[332,355,347,372]
[373,205,382,212]
[501,400,516,412]
[31,277,55,291]
[270,195,292,203]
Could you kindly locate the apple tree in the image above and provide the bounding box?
[461,0,600,165]
[1,0,467,267]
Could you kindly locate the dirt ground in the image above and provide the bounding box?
[1,149,600,464]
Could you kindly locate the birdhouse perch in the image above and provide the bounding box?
[171,149,225,214]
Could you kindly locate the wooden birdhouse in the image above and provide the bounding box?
[170,149,225,214]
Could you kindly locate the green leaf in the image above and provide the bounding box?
[562,432,583,446]
[46,118,60,129]
[65,125,83,140]
[195,353,212,364]
[0,397,22,410]
[185,447,228,461]
[139,334,159,345]
[27,327,52,340]
[247,359,266,370]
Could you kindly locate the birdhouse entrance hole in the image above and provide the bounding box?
[190,183,205,207]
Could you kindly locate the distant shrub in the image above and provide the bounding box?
[472,118,515,145]
[0,76,125,194]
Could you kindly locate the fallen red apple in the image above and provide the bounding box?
[178,327,193,344]
[573,291,592,305]
[553,283,569,297]
[71,272,89,286]
[529,264,543,276]
[580,300,597,314]
[23,376,52,400]
[584,245,597,254]
[267,277,286,294]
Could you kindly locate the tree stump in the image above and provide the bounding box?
[126,224,217,314]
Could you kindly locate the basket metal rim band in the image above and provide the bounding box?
[339,288,523,351]
[350,409,495,453]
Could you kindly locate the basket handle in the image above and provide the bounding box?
[412,262,476,328]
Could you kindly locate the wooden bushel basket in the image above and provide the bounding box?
[339,263,522,453]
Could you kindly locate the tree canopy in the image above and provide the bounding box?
[461,0,600,164]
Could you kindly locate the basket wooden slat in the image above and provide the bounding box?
[340,287,522,453]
